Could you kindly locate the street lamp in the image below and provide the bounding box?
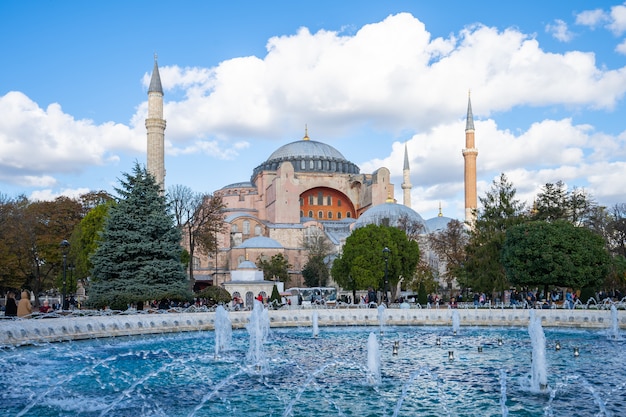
[60,239,70,310]
[383,247,390,306]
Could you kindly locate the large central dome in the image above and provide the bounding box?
[251,137,360,181]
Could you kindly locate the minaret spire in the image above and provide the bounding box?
[401,143,412,208]
[462,90,478,226]
[146,55,166,194]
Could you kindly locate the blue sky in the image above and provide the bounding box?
[1,0,625,221]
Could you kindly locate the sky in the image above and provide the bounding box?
[1,0,626,221]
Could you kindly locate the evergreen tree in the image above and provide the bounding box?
[463,173,526,295]
[89,163,191,310]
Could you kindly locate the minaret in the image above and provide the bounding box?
[401,143,412,208]
[145,54,166,193]
[462,91,478,225]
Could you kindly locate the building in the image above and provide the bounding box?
[145,60,477,294]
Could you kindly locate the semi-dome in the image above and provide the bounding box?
[354,201,428,233]
[251,137,359,180]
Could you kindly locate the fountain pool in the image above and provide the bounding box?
[0,322,623,416]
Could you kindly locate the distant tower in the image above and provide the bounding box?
[146,54,166,193]
[401,143,412,208]
[462,91,478,225]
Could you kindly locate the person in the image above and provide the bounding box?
[17,290,32,317]
[4,291,18,317]
[39,299,53,313]
[367,287,377,307]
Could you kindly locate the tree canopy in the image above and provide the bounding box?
[89,163,191,310]
[502,220,611,293]
[331,224,419,301]
[256,253,292,283]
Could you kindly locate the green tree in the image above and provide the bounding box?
[256,253,292,284]
[269,284,282,308]
[70,199,116,290]
[463,173,526,295]
[331,224,420,301]
[502,220,611,296]
[89,163,191,310]
[302,255,329,287]
[532,181,597,227]
[196,285,232,306]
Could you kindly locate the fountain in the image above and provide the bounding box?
[451,309,460,334]
[214,305,232,357]
[367,332,381,385]
[0,306,624,416]
[312,310,319,338]
[378,304,387,334]
[610,305,620,340]
[246,300,269,372]
[526,309,548,392]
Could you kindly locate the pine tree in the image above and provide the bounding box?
[89,163,190,310]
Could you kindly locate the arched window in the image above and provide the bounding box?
[338,212,342,219]
[346,212,352,218]
[318,210,323,219]
[300,210,304,217]
[231,224,238,233]
[243,220,250,235]
[308,210,313,218]
[254,225,262,236]
[328,211,333,219]
[237,255,245,265]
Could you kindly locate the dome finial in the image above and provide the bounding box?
[438,202,443,217]
[386,190,394,203]
[303,124,310,141]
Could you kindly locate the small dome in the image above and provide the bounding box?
[426,215,455,233]
[354,201,428,233]
[236,236,283,249]
[237,260,258,270]
[251,138,359,180]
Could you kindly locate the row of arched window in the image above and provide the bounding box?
[300,210,352,220]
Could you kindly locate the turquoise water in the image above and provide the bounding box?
[0,325,623,416]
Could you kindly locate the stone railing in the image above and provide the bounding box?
[0,307,622,347]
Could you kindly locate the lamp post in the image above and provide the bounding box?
[383,247,390,306]
[60,239,70,310]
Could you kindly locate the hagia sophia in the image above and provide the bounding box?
[145,58,477,304]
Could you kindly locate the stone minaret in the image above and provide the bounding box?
[145,55,166,193]
[462,92,478,225]
[401,143,412,208]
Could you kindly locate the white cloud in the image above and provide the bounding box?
[608,3,626,35]
[576,4,626,35]
[3,12,626,218]
[0,91,142,187]
[546,19,574,42]
[576,9,609,28]
[617,38,626,54]
[29,187,91,202]
[138,13,626,147]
